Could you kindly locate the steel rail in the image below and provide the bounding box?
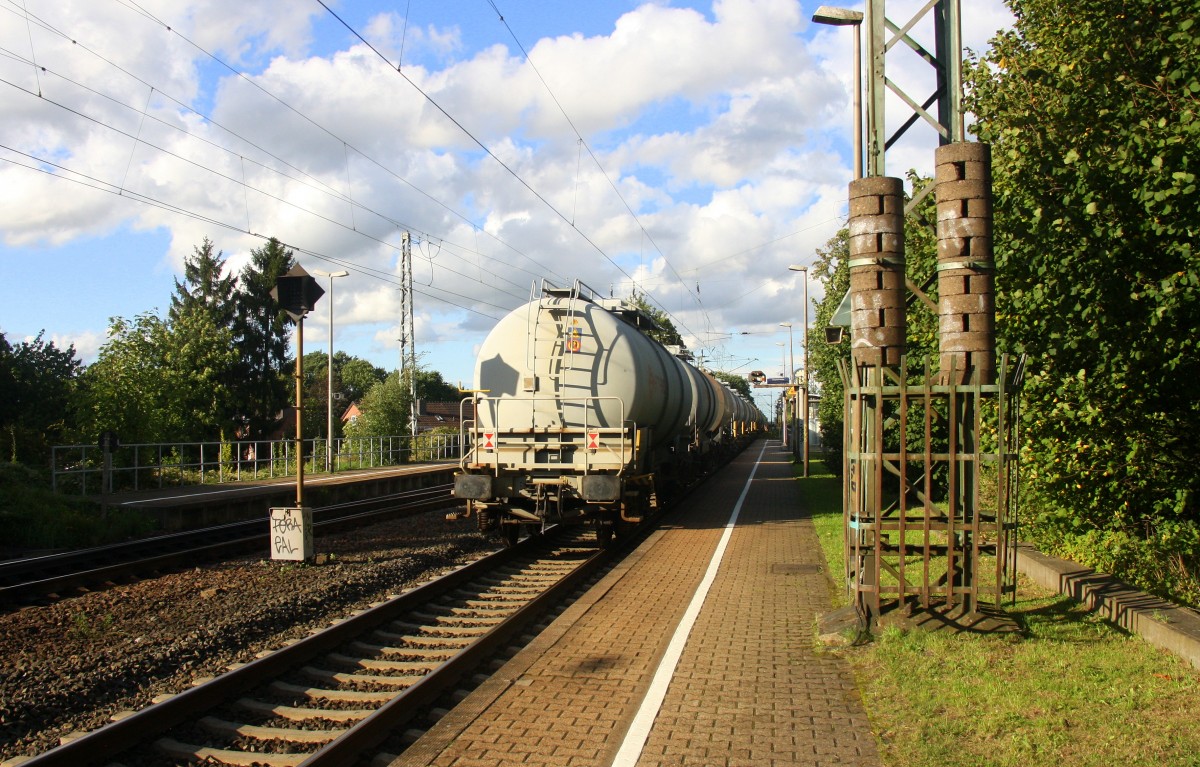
[18,530,591,767]
[298,536,608,766]
[0,484,456,603]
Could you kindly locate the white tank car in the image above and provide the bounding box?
[453,281,764,545]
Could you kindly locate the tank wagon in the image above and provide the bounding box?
[453,280,765,545]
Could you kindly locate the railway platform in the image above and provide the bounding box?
[392,439,878,767]
[95,462,457,531]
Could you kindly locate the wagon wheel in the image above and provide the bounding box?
[503,520,521,547]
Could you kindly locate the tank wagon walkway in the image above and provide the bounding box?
[392,440,878,767]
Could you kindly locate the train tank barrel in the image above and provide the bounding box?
[471,285,695,449]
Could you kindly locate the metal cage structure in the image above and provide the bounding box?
[840,354,1022,617]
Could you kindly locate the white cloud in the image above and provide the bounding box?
[0,0,1014,385]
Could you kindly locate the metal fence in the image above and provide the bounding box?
[51,433,462,495]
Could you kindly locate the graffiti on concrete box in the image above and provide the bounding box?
[269,507,313,561]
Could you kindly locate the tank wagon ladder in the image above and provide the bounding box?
[531,280,605,428]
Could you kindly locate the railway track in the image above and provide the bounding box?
[0,484,456,605]
[18,527,606,767]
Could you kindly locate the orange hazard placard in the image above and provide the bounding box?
[587,432,599,449]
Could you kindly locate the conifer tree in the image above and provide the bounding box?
[231,238,296,438]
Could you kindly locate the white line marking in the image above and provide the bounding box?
[611,440,769,767]
[118,466,446,505]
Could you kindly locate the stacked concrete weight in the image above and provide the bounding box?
[848,176,906,368]
[935,143,996,385]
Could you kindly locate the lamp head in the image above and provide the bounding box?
[812,6,864,26]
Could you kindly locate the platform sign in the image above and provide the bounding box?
[270,507,314,561]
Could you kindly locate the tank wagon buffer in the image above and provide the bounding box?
[453,281,765,545]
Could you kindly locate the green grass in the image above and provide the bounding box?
[0,462,155,551]
[797,459,1200,767]
[802,459,849,608]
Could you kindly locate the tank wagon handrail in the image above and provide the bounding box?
[459,394,634,475]
[539,278,604,303]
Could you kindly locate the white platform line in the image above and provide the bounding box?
[118,466,437,505]
[611,440,769,767]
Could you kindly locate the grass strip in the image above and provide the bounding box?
[798,458,1200,767]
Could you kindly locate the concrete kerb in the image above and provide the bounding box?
[1016,544,1200,671]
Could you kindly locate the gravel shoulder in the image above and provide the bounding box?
[0,510,496,762]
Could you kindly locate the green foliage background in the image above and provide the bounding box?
[0,332,81,464]
[808,0,1200,605]
[967,0,1200,604]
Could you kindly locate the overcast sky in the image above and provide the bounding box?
[0,0,1013,415]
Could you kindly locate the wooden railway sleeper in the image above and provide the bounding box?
[345,640,458,659]
[199,715,345,744]
[388,620,493,637]
[323,654,441,673]
[270,680,398,704]
[298,666,422,688]
[157,737,307,767]
[234,698,375,724]
[408,610,508,626]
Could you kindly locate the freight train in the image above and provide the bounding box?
[453,280,765,545]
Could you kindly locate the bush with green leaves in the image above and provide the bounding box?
[968,0,1200,605]
[0,462,153,550]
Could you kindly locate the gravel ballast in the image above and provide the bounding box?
[0,510,496,762]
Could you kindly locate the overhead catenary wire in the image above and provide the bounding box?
[312,0,715,343]
[0,67,531,307]
[0,45,531,303]
[482,0,704,337]
[16,0,572,289]
[0,143,513,322]
[0,1,544,304]
[1,0,836,369]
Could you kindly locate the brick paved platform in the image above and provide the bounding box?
[391,440,878,767]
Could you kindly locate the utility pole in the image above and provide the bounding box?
[269,264,324,562]
[399,232,418,438]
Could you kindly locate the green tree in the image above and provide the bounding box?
[342,365,462,444]
[232,237,295,438]
[299,352,391,440]
[301,350,333,441]
[344,371,409,438]
[78,308,237,444]
[165,237,241,437]
[413,367,463,402]
[967,0,1200,598]
[78,313,175,443]
[339,355,387,404]
[0,331,82,464]
[626,290,684,347]
[810,229,850,472]
[169,237,235,329]
[165,304,239,440]
[709,370,752,400]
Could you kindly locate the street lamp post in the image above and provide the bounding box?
[780,322,796,457]
[812,6,865,179]
[788,265,810,476]
[775,341,788,448]
[314,270,349,473]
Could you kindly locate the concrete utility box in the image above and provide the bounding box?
[269,507,314,561]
